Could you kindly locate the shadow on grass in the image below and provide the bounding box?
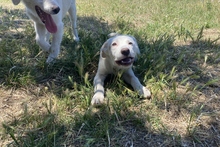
[2,103,179,146]
[0,7,219,147]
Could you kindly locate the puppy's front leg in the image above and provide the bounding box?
[91,73,106,105]
[35,23,51,52]
[123,69,151,98]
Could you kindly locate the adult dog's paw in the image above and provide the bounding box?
[91,93,105,105]
[74,36,80,42]
[46,55,56,63]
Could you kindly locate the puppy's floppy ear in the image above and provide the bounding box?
[100,40,110,58]
[12,0,21,5]
[108,33,119,38]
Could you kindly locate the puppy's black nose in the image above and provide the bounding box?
[121,48,130,56]
[52,6,60,14]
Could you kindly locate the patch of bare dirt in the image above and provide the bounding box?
[0,87,51,146]
[159,28,220,146]
[203,28,220,41]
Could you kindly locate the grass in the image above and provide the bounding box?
[0,0,220,146]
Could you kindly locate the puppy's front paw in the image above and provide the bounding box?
[139,87,151,99]
[91,92,104,105]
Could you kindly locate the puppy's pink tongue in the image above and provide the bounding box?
[44,13,57,33]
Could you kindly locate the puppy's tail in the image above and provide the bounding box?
[108,33,119,38]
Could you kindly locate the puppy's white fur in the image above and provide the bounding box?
[12,0,79,63]
[92,34,151,105]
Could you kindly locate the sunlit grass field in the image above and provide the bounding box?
[0,0,220,146]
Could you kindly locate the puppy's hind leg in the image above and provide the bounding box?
[123,69,151,98]
[35,23,51,52]
[68,0,79,42]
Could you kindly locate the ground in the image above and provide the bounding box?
[0,1,220,147]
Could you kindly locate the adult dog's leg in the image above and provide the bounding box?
[91,73,106,105]
[46,22,64,63]
[68,0,79,42]
[35,22,51,52]
[123,69,151,98]
[45,31,51,42]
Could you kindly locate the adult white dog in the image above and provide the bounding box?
[91,34,151,105]
[12,0,79,63]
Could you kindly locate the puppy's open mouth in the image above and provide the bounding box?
[35,6,57,33]
[116,57,134,66]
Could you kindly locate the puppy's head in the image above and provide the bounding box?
[101,35,140,69]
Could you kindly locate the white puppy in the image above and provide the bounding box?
[91,34,151,105]
[12,0,79,63]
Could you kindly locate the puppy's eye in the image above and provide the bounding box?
[128,42,133,45]
[112,42,117,46]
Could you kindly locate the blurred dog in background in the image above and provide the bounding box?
[12,0,79,63]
